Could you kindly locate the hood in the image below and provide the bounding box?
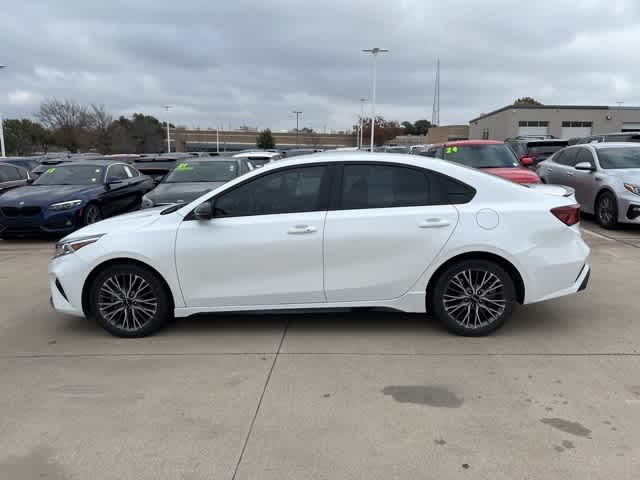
[61,207,165,241]
[0,185,103,206]
[146,181,226,205]
[483,167,541,184]
[601,169,640,185]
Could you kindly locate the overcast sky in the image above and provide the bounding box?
[1,0,639,132]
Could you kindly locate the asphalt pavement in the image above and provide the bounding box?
[0,218,638,479]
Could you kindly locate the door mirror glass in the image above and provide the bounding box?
[194,201,213,220]
[575,162,595,171]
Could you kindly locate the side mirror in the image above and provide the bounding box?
[520,155,534,167]
[575,162,596,171]
[193,201,213,220]
[26,178,34,184]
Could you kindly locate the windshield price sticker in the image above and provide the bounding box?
[176,162,193,171]
[45,167,56,174]
[229,164,235,172]
[445,146,459,155]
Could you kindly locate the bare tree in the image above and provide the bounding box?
[36,99,93,152]
[89,104,114,153]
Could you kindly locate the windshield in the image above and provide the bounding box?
[597,148,640,169]
[164,161,239,183]
[442,144,520,168]
[33,165,105,185]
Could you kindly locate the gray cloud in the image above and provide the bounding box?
[1,0,640,132]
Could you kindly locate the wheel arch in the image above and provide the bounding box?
[594,187,616,211]
[425,251,525,312]
[81,258,176,317]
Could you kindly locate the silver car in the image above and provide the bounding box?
[537,143,640,228]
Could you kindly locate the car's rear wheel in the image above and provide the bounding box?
[89,264,172,337]
[83,203,102,226]
[430,259,516,336]
[595,191,618,229]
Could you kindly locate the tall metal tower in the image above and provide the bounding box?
[431,58,440,126]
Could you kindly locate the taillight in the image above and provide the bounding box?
[551,204,580,226]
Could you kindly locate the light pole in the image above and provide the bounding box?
[362,48,388,152]
[359,97,366,149]
[0,65,6,157]
[163,105,172,153]
[292,111,302,146]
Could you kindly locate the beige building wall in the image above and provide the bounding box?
[426,125,469,144]
[469,106,640,140]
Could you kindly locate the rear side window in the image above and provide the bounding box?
[340,164,430,209]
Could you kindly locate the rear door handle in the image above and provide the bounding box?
[419,218,450,228]
[287,225,317,234]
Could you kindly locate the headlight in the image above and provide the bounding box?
[624,183,640,195]
[49,199,83,211]
[141,195,154,208]
[54,235,104,258]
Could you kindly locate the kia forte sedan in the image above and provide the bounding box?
[537,143,640,228]
[49,153,590,338]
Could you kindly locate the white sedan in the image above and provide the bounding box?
[49,153,590,337]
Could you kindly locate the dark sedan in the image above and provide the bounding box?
[141,158,254,208]
[0,160,153,237]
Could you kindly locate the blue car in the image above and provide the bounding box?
[0,160,153,237]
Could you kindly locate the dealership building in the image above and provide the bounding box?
[469,104,640,140]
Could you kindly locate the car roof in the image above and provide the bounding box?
[233,151,281,158]
[0,161,28,169]
[589,142,640,149]
[46,159,127,167]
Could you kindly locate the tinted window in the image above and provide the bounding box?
[0,165,25,181]
[597,147,640,169]
[34,165,105,185]
[575,149,595,167]
[341,165,430,209]
[108,165,130,180]
[554,149,579,166]
[124,165,139,177]
[214,166,327,217]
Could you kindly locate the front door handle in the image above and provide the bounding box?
[287,225,317,234]
[419,218,450,228]
[566,172,574,176]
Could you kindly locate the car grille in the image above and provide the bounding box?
[1,206,42,217]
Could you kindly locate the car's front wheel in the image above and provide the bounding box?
[430,259,516,336]
[83,203,102,226]
[89,263,172,337]
[595,191,618,229]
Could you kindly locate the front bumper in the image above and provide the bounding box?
[0,207,82,235]
[617,191,640,224]
[49,252,91,317]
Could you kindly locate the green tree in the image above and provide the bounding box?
[401,121,415,135]
[257,129,275,149]
[3,118,51,155]
[413,119,433,135]
[514,97,543,106]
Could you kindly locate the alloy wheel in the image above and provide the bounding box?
[442,269,506,329]
[85,205,102,224]
[98,273,158,332]
[597,196,615,225]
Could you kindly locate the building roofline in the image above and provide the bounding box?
[469,104,640,123]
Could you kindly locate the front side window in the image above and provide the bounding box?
[34,165,106,185]
[597,147,640,169]
[214,166,327,217]
[554,148,579,166]
[340,164,430,210]
[108,165,130,180]
[575,148,595,167]
[0,165,24,181]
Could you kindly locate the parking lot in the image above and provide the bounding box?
[0,217,638,479]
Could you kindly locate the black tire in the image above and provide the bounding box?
[430,259,516,336]
[82,203,103,226]
[89,263,172,337]
[595,191,618,229]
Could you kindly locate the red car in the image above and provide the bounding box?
[421,140,541,184]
